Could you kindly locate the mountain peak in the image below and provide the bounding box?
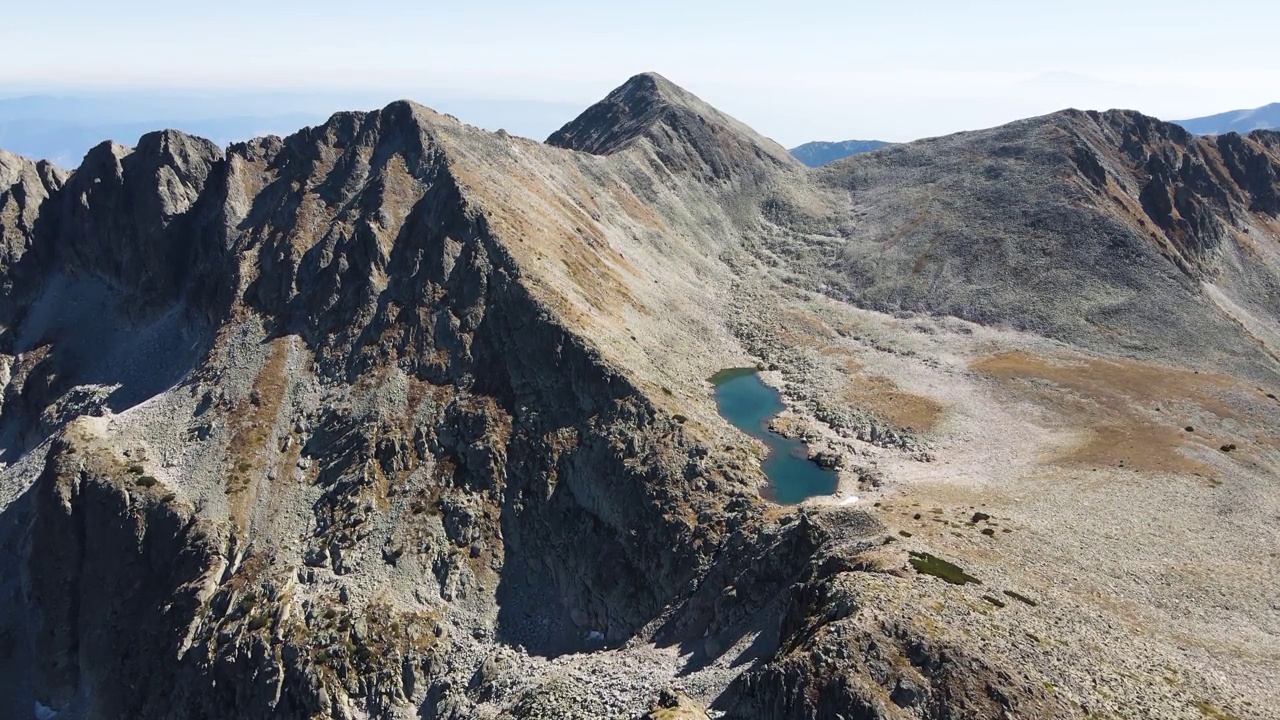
[621,70,681,96]
[545,72,695,156]
[547,72,797,179]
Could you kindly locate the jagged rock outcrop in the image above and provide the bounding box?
[0,150,66,346]
[47,131,223,305]
[0,150,65,270]
[725,567,1065,719]
[1216,130,1280,215]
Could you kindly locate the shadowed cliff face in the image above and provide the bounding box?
[0,150,65,269]
[48,131,224,303]
[0,150,66,348]
[0,74,1278,720]
[25,436,228,716]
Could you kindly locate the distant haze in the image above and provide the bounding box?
[0,90,584,167]
[1174,102,1280,135]
[3,0,1279,150]
[6,87,1280,170]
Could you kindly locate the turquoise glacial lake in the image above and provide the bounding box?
[710,368,838,504]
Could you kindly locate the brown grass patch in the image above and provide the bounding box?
[884,210,928,248]
[225,338,293,537]
[776,308,836,346]
[607,183,666,231]
[1062,423,1197,474]
[835,355,863,375]
[971,351,1246,474]
[840,373,944,433]
[817,344,944,433]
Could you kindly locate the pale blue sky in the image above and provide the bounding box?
[4,0,1279,144]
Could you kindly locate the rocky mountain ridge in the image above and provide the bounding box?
[804,108,1280,374]
[1,72,1277,719]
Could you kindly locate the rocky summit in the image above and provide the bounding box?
[0,72,1278,720]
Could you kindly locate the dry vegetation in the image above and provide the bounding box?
[971,350,1258,475]
[224,337,293,537]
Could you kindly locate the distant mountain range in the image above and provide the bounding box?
[788,139,891,167]
[1174,102,1280,135]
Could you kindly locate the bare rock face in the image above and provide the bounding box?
[1215,130,1280,215]
[27,435,229,717]
[0,73,1277,720]
[725,568,1065,719]
[0,149,65,269]
[1089,109,1274,271]
[0,150,66,342]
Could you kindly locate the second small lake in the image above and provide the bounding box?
[710,368,838,504]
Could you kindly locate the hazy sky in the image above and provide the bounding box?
[5,0,1279,145]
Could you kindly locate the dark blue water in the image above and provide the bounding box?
[710,368,838,504]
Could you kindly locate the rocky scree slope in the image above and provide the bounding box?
[0,72,1277,719]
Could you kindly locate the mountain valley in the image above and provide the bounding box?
[0,72,1278,720]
